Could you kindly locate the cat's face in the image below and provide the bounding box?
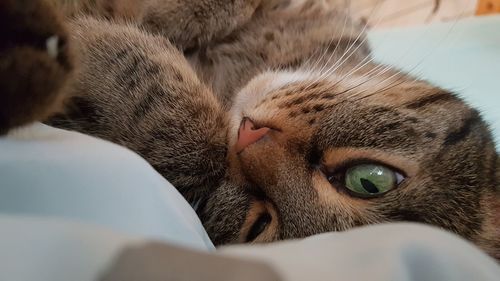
[201,69,500,259]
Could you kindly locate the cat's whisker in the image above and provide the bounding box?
[320,0,391,74]
[324,54,391,98]
[347,60,428,103]
[329,59,410,102]
[332,51,378,86]
[370,0,470,80]
[309,0,467,99]
[352,78,408,102]
[301,0,378,90]
[334,2,417,84]
[303,1,393,93]
[319,69,383,101]
[322,72,407,111]
[310,6,357,79]
[337,0,469,101]
[301,3,351,85]
[349,61,416,99]
[316,0,385,81]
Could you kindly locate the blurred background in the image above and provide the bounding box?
[347,0,498,28]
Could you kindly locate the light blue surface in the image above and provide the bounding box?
[369,15,500,148]
[222,223,500,281]
[0,124,214,251]
[0,215,142,281]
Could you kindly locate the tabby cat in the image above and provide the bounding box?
[1,0,498,261]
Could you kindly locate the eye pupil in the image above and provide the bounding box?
[360,178,379,193]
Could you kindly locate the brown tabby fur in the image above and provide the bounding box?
[0,0,73,135]
[1,0,498,261]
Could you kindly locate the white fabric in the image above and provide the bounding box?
[0,215,142,281]
[0,217,498,281]
[0,124,213,251]
[221,223,500,281]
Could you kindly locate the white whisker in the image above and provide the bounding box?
[317,0,385,80]
[302,4,351,86]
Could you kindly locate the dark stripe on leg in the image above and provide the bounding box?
[131,84,163,123]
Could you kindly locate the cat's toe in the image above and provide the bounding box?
[0,0,74,134]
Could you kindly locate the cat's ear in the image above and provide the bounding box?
[0,0,74,134]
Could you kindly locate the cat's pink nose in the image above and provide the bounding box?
[236,118,270,153]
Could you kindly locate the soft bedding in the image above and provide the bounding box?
[0,15,499,281]
[0,124,213,251]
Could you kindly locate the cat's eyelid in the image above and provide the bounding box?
[325,157,407,179]
[320,147,419,178]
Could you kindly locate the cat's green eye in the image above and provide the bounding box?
[343,164,403,196]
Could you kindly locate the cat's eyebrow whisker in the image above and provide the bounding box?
[302,1,388,92]
[318,69,381,101]
[318,0,391,77]
[298,53,393,103]
[309,5,355,83]
[336,0,470,100]
[302,1,367,90]
[301,3,351,84]
[332,51,378,86]
[352,78,408,103]
[347,62,413,100]
[370,0,470,78]
[333,1,414,85]
[329,59,407,102]
[315,0,386,83]
[326,53,392,98]
[311,0,466,94]
[307,0,385,88]
[347,60,427,103]
[308,71,405,111]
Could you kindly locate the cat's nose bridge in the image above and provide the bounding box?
[236,118,271,153]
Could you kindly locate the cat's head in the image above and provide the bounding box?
[201,68,500,260]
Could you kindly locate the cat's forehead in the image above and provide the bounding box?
[237,70,454,110]
[237,71,474,153]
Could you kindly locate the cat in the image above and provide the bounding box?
[1,0,498,261]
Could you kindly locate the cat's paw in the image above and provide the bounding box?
[0,0,74,135]
[141,0,263,50]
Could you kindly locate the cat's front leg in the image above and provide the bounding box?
[0,0,74,135]
[52,0,283,50]
[139,0,284,50]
